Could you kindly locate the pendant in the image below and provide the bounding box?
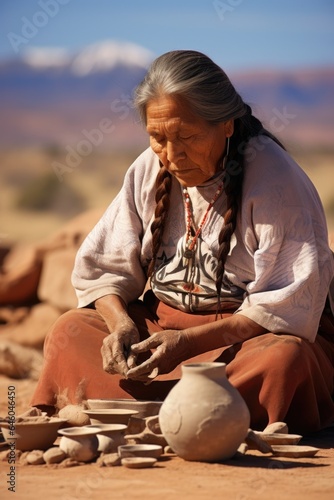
[183,248,194,259]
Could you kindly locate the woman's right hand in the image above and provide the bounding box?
[95,294,140,377]
[101,323,140,377]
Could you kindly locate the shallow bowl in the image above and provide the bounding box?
[87,399,163,419]
[1,418,67,451]
[82,409,138,425]
[121,457,157,469]
[255,433,302,446]
[118,443,162,459]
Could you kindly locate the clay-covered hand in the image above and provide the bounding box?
[126,329,191,381]
[101,323,140,377]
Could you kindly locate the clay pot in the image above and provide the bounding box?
[88,424,127,453]
[58,427,99,462]
[1,418,66,451]
[159,362,250,462]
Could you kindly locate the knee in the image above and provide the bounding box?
[43,309,84,359]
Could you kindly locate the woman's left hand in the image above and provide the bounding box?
[126,329,190,382]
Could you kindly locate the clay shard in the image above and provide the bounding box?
[245,429,273,454]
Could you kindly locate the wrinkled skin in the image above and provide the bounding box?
[101,321,140,377]
[126,329,191,382]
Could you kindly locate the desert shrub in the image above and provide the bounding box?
[15,173,87,217]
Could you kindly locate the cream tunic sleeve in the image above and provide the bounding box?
[230,137,334,342]
[71,148,159,306]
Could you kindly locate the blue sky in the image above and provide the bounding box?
[0,0,333,71]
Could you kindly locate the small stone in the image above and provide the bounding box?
[0,450,10,462]
[19,451,30,465]
[58,457,81,468]
[27,450,45,465]
[97,453,121,467]
[43,447,67,464]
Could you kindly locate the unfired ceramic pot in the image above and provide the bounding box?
[88,424,127,453]
[58,427,99,462]
[159,362,250,462]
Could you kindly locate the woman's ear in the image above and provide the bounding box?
[224,119,234,138]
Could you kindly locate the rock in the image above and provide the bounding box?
[57,457,81,468]
[0,339,43,379]
[38,248,78,311]
[0,244,43,306]
[43,447,67,464]
[0,303,61,349]
[27,450,45,465]
[97,453,121,467]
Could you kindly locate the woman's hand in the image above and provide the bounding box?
[101,323,140,377]
[126,329,191,381]
[95,294,140,378]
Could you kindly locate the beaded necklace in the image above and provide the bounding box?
[182,184,223,259]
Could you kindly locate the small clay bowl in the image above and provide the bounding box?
[255,433,302,446]
[1,418,67,451]
[271,445,320,458]
[121,457,157,469]
[87,399,163,419]
[82,409,138,425]
[118,444,162,459]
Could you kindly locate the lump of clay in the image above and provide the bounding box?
[58,405,90,426]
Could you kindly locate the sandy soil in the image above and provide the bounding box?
[0,377,334,500]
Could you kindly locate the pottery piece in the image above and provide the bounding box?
[245,429,273,454]
[254,433,302,446]
[1,418,67,451]
[82,409,138,425]
[88,424,127,453]
[271,445,320,458]
[159,362,250,462]
[125,415,168,447]
[263,422,289,434]
[118,444,163,459]
[121,457,157,469]
[58,427,99,462]
[87,399,163,419]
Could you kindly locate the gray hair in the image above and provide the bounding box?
[133,50,247,125]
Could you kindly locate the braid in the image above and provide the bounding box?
[147,165,172,278]
[216,104,285,302]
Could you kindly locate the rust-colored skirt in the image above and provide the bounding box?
[31,294,334,434]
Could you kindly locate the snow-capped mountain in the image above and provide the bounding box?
[0,40,333,149]
[20,41,154,74]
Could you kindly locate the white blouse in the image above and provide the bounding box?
[72,137,334,342]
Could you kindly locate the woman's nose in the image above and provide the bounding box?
[166,140,186,163]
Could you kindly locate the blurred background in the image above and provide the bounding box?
[1,0,334,245]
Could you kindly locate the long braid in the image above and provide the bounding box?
[147,164,172,278]
[216,104,285,305]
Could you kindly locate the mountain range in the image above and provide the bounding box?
[1,41,333,150]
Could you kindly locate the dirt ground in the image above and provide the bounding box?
[0,376,334,500]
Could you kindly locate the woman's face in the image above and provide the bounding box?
[146,95,233,187]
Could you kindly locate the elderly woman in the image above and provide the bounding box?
[31,50,334,433]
